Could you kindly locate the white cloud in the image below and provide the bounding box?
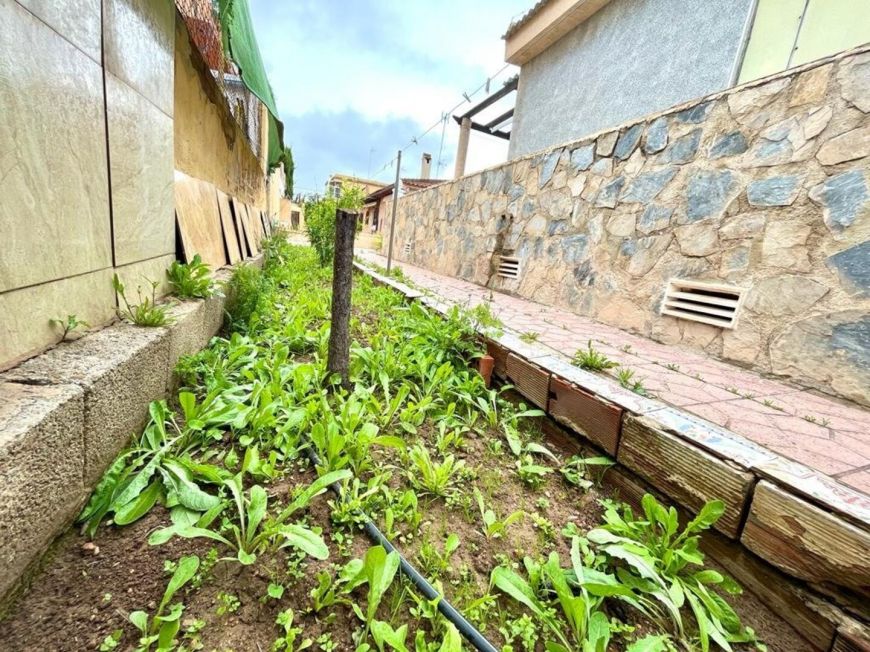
[251,0,530,179]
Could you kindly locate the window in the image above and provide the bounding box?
[738,0,870,83]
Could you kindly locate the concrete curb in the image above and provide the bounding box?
[0,255,262,606]
[355,261,870,650]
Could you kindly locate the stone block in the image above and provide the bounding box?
[828,241,870,297]
[746,175,801,206]
[809,169,868,233]
[548,377,622,455]
[642,117,668,154]
[741,481,870,596]
[661,128,702,164]
[618,415,755,538]
[0,382,85,599]
[817,125,870,166]
[2,324,171,485]
[505,353,550,409]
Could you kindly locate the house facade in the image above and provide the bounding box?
[505,0,870,158]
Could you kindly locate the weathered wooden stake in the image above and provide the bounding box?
[326,209,357,390]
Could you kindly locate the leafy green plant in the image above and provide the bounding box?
[128,555,199,651]
[572,340,618,371]
[167,254,214,299]
[344,546,401,641]
[273,608,312,651]
[616,367,647,395]
[589,495,764,651]
[149,470,350,565]
[516,453,551,488]
[305,185,365,266]
[405,444,464,498]
[561,455,614,491]
[223,263,264,331]
[474,487,523,539]
[49,314,89,341]
[417,533,460,578]
[519,331,540,344]
[113,274,170,327]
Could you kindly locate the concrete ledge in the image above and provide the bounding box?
[2,324,171,485]
[0,383,85,600]
[0,258,250,607]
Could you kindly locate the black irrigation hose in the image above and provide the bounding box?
[303,446,500,652]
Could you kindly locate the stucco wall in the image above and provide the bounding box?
[173,19,267,207]
[509,0,755,158]
[388,48,870,406]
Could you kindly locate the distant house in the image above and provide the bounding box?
[325,174,389,227]
[363,177,444,233]
[504,0,870,158]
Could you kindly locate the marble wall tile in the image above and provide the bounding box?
[16,0,102,62]
[103,0,174,116]
[0,268,115,368]
[106,73,174,265]
[113,252,175,302]
[0,1,111,293]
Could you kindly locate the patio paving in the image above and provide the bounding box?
[357,250,870,496]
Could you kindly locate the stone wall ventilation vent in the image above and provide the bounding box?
[403,241,412,256]
[497,256,521,280]
[661,280,744,329]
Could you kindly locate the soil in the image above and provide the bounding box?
[1,410,814,652]
[0,279,817,651]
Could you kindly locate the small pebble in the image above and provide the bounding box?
[81,542,100,555]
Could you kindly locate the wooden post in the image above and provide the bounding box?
[327,209,357,389]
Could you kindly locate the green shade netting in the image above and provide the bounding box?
[218,0,284,168]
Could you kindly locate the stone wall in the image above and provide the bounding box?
[387,47,870,406]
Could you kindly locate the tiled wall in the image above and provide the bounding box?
[0,0,175,367]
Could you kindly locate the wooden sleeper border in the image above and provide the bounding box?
[352,262,870,650]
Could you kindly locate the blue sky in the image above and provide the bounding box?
[249,0,530,194]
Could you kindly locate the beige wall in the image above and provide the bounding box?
[387,48,870,406]
[173,17,267,208]
[0,0,175,369]
[0,2,269,369]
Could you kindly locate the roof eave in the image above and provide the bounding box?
[504,0,612,66]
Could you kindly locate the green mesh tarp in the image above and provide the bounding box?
[218,0,284,167]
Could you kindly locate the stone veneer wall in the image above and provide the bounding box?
[387,47,870,407]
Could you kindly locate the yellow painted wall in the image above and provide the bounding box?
[739,0,870,82]
[173,19,267,208]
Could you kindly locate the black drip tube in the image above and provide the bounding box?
[304,447,500,652]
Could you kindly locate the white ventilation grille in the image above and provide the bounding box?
[497,256,520,280]
[661,279,744,329]
[403,241,412,256]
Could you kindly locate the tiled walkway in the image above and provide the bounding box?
[358,251,870,495]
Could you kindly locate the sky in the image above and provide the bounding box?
[249,0,531,195]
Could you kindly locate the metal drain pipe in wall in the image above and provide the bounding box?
[303,446,500,652]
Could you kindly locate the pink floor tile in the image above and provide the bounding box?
[359,251,870,493]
